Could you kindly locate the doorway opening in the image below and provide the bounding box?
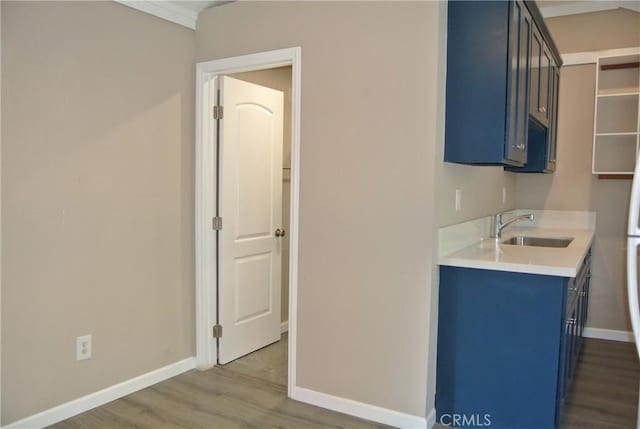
[195,48,301,398]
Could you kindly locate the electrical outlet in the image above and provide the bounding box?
[76,335,92,361]
[455,189,462,212]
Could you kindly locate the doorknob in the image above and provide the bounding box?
[275,228,286,237]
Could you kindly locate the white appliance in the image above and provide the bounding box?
[627,160,640,428]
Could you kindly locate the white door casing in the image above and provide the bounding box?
[195,47,301,397]
[217,76,284,364]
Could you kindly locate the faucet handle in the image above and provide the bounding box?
[495,210,515,223]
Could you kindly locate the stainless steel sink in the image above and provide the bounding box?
[502,236,574,248]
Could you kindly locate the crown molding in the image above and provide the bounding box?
[115,1,198,30]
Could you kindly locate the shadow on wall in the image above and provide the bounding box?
[515,63,633,332]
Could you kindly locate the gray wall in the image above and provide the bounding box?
[437,164,516,227]
[543,8,640,53]
[197,1,440,417]
[516,9,640,332]
[229,67,292,324]
[435,0,517,228]
[1,2,195,423]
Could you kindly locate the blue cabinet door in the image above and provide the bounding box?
[529,26,553,127]
[436,267,566,429]
[506,118,550,173]
[547,65,560,171]
[529,26,542,122]
[505,1,531,164]
[556,304,569,422]
[444,1,513,165]
[540,44,553,124]
[566,297,579,393]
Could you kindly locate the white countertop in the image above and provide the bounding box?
[439,225,595,278]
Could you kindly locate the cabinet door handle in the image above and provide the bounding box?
[567,318,577,325]
[540,106,547,113]
[517,143,526,150]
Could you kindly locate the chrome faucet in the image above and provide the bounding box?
[493,211,535,240]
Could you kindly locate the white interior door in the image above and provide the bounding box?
[218,76,284,364]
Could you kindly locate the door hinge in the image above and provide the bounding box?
[213,105,224,120]
[213,324,223,338]
[212,216,222,231]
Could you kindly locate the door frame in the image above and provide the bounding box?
[194,47,302,398]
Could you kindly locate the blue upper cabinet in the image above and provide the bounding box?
[445,1,562,170]
[511,20,561,173]
[510,64,560,173]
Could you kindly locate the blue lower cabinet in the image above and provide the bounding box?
[436,257,590,428]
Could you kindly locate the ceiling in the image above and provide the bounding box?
[536,0,640,18]
[117,0,640,30]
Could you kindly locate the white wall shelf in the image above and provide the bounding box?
[595,132,639,136]
[598,91,640,97]
[592,51,640,178]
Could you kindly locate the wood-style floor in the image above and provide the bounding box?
[52,336,639,429]
[52,334,391,429]
[432,338,639,429]
[560,338,639,429]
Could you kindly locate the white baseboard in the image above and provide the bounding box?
[583,327,635,343]
[426,408,436,428]
[292,386,427,429]
[281,320,289,333]
[4,357,196,429]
